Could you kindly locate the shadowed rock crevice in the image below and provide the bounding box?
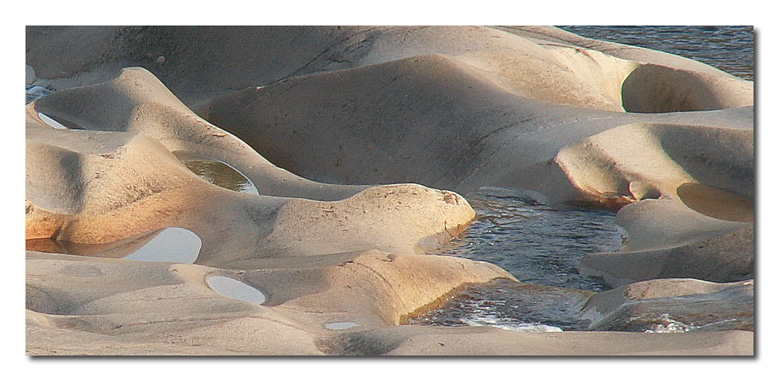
[621,64,750,113]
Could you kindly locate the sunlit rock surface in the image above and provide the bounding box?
[26,26,753,356]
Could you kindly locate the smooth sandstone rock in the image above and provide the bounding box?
[29,67,367,202]
[25,125,477,265]
[26,250,513,355]
[580,199,753,287]
[579,278,754,332]
[318,325,753,356]
[25,26,754,356]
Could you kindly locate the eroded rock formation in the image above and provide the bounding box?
[25,26,754,356]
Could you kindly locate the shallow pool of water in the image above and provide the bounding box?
[441,190,623,293]
[412,191,622,331]
[26,227,202,264]
[206,275,267,304]
[324,322,361,331]
[121,227,202,263]
[37,112,68,129]
[173,151,260,195]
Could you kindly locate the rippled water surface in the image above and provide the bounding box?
[412,191,622,331]
[559,26,754,80]
[409,279,594,332]
[441,190,622,292]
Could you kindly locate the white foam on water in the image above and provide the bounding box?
[38,112,68,129]
[642,314,693,333]
[122,227,202,263]
[324,321,361,331]
[463,317,563,333]
[206,275,266,304]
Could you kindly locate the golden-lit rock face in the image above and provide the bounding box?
[26,26,753,356]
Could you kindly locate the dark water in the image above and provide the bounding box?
[409,279,594,332]
[559,26,754,81]
[441,190,622,293]
[414,191,754,333]
[411,191,621,332]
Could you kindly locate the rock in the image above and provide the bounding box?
[319,325,753,356]
[26,64,36,85]
[25,26,754,356]
[579,278,754,332]
[26,250,512,355]
[580,199,753,287]
[28,67,367,202]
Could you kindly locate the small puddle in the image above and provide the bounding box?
[324,322,361,331]
[206,275,266,304]
[38,112,68,129]
[26,227,202,264]
[121,228,202,263]
[173,151,259,195]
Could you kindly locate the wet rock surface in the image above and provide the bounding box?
[580,278,754,333]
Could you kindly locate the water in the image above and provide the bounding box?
[26,85,53,104]
[173,151,260,195]
[26,27,753,334]
[441,190,622,292]
[121,228,201,263]
[583,282,754,333]
[412,191,621,331]
[416,190,753,332]
[206,275,267,304]
[409,279,594,332]
[558,26,754,81]
[37,112,68,129]
[324,322,361,331]
[26,227,202,264]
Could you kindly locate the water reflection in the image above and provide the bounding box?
[324,322,361,331]
[38,113,68,129]
[173,151,259,195]
[206,275,266,304]
[25,227,202,264]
